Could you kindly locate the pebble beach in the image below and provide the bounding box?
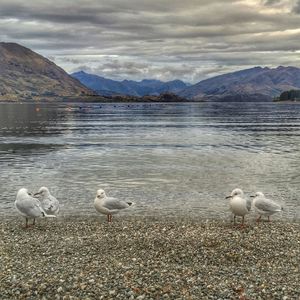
[0,217,299,300]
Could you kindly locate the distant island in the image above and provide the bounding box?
[274,89,300,102]
[2,42,300,102]
[98,92,190,103]
[57,92,191,103]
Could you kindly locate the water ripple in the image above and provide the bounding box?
[0,102,299,220]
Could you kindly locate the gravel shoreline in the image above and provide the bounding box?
[0,217,299,299]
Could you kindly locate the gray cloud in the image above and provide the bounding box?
[263,0,282,5]
[0,0,299,83]
[293,0,300,13]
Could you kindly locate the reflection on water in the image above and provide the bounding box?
[0,102,299,220]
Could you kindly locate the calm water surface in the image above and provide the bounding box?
[0,102,299,220]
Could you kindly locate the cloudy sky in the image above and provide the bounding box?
[1,0,300,83]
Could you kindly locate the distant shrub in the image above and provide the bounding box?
[279,89,300,101]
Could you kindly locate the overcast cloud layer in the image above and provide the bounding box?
[1,0,300,83]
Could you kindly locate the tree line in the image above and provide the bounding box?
[279,89,300,101]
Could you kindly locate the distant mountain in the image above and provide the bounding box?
[180,66,300,101]
[71,71,188,96]
[0,42,92,100]
[71,71,138,96]
[72,66,300,102]
[3,43,298,103]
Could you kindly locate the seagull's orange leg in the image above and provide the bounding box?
[237,216,246,228]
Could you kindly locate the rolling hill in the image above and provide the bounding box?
[180,66,300,101]
[0,42,92,100]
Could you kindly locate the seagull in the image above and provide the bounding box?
[15,188,56,228]
[94,189,134,222]
[225,188,251,226]
[251,192,283,222]
[34,187,60,216]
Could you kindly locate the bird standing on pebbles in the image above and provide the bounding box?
[15,188,56,228]
[226,188,251,226]
[94,189,134,222]
[251,192,283,222]
[34,186,60,216]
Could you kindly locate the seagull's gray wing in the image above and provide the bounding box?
[16,197,45,217]
[50,195,60,213]
[41,197,52,210]
[44,195,59,212]
[103,197,129,210]
[255,197,281,212]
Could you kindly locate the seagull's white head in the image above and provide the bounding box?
[17,188,32,198]
[34,186,50,197]
[96,189,106,199]
[254,191,264,197]
[231,188,244,197]
[226,188,244,199]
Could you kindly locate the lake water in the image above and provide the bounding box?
[0,102,299,220]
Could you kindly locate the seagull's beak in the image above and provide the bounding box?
[250,195,255,198]
[34,192,40,196]
[225,195,232,199]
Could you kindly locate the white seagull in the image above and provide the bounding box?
[34,187,60,216]
[94,189,134,222]
[251,192,283,222]
[226,188,251,226]
[15,188,56,228]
